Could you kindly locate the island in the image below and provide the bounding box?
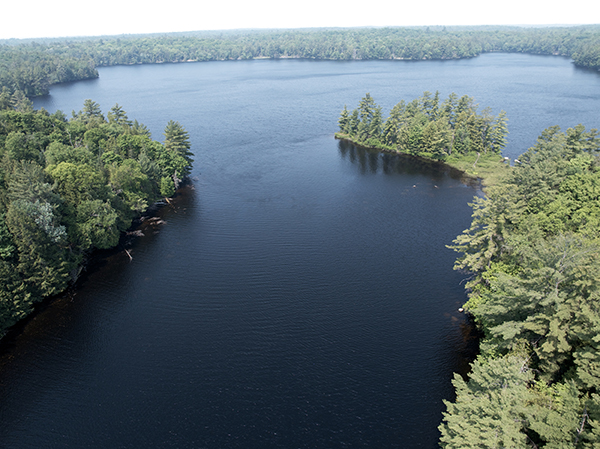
[335,92,511,186]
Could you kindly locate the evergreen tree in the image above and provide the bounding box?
[440,355,534,449]
[346,108,360,135]
[0,87,13,111]
[529,381,598,448]
[368,105,384,143]
[107,103,131,126]
[163,120,193,175]
[338,105,350,132]
[11,90,33,113]
[75,99,105,125]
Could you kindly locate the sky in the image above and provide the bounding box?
[3,0,599,40]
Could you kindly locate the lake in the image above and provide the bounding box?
[0,54,597,448]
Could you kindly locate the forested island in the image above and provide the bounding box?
[1,26,600,98]
[0,99,192,335]
[336,92,510,183]
[338,93,600,446]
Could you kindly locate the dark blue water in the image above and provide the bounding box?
[0,54,597,448]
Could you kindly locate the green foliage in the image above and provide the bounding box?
[163,120,193,175]
[5,200,72,299]
[529,381,598,448]
[0,102,193,335]
[440,355,534,448]
[159,176,176,198]
[75,200,120,250]
[108,159,153,214]
[74,99,105,126]
[339,92,508,161]
[47,162,106,207]
[45,141,94,166]
[107,103,131,126]
[338,105,349,132]
[442,124,600,447]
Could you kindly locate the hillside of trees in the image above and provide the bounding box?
[0,98,192,335]
[439,125,600,447]
[1,26,599,98]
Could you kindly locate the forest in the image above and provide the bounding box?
[337,91,508,158]
[438,123,600,448]
[0,98,192,335]
[1,26,600,97]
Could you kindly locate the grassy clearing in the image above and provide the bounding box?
[444,152,512,188]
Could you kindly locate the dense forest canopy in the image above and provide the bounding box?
[1,26,600,97]
[337,91,508,159]
[438,125,600,447]
[0,99,192,335]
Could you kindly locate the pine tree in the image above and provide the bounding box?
[163,120,193,175]
[530,381,597,447]
[346,109,360,136]
[338,105,350,133]
[0,86,14,110]
[368,105,384,144]
[107,103,131,126]
[439,355,534,449]
[11,90,33,113]
[76,99,105,125]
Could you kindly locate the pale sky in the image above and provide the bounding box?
[3,0,599,40]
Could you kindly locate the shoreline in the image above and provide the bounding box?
[334,133,512,189]
[0,185,191,347]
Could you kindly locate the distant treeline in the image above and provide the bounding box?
[1,26,600,97]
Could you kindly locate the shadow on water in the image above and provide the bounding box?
[453,313,483,379]
[337,139,481,187]
[338,137,483,376]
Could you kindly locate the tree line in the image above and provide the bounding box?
[0,98,192,335]
[337,92,508,159]
[1,26,600,98]
[0,43,98,97]
[439,124,600,447]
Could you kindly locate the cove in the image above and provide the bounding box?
[0,54,597,448]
